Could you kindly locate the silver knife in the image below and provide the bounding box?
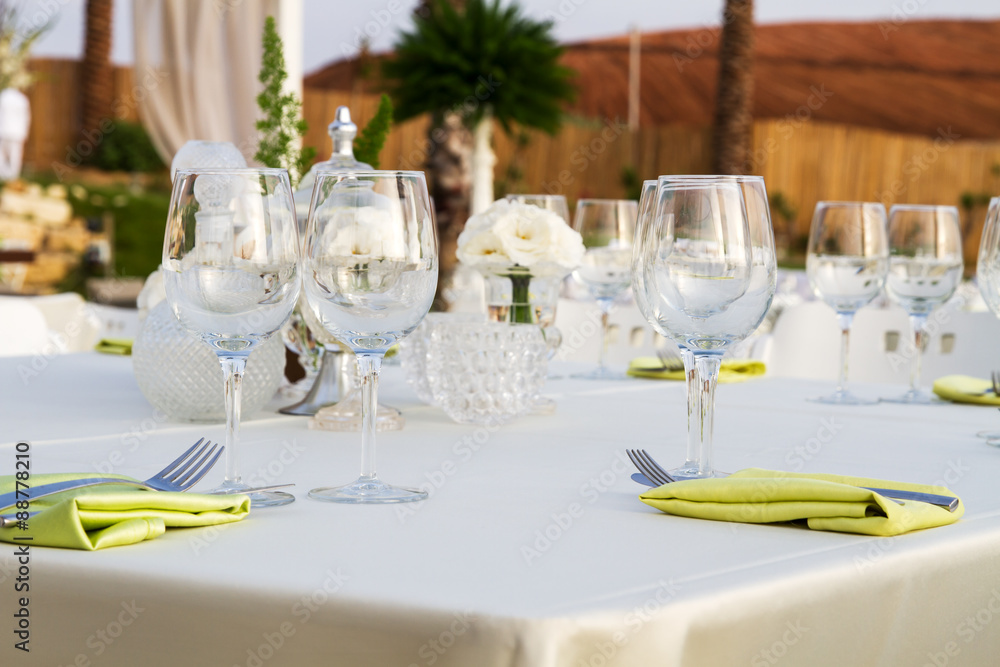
[630,474,960,512]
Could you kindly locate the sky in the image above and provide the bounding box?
[27,0,1000,75]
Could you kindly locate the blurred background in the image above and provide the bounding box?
[2,0,999,304]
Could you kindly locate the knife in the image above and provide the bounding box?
[630,473,960,512]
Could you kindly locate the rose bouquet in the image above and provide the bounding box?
[456,199,584,323]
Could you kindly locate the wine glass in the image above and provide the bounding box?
[976,198,1000,442]
[571,198,638,380]
[633,176,776,479]
[806,202,889,404]
[505,194,571,224]
[163,168,300,506]
[883,205,963,404]
[302,171,437,504]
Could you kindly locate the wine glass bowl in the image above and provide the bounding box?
[163,168,300,506]
[303,170,438,504]
[805,201,889,405]
[882,204,963,404]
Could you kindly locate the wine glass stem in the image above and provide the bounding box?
[596,297,613,372]
[909,314,928,393]
[681,348,700,467]
[357,353,383,481]
[836,312,854,395]
[695,354,722,477]
[219,355,247,485]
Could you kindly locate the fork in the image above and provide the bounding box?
[655,347,685,372]
[0,438,223,514]
[993,371,1000,396]
[626,448,960,512]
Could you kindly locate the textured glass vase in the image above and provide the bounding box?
[425,321,548,424]
[132,301,286,422]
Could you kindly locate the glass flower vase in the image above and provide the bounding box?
[480,267,563,413]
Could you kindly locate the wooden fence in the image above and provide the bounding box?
[21,60,1000,261]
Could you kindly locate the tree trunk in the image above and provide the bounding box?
[470,110,495,215]
[426,110,472,311]
[81,0,115,137]
[711,0,755,175]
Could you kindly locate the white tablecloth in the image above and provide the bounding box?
[1,353,999,666]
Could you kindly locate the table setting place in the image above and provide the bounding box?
[15,163,1000,558]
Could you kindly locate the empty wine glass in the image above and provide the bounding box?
[504,194,571,224]
[975,198,1000,443]
[883,205,963,404]
[303,171,437,504]
[634,176,776,479]
[571,198,638,380]
[163,168,300,506]
[806,201,889,405]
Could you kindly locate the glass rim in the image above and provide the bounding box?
[173,167,290,177]
[888,203,960,213]
[313,169,427,179]
[814,200,886,208]
[658,174,764,182]
[575,197,639,204]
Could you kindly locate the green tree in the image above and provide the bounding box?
[384,0,575,306]
[255,16,314,187]
[354,94,393,168]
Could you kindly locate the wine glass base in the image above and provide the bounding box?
[529,395,557,415]
[309,477,427,504]
[880,389,943,405]
[667,465,729,481]
[204,481,295,508]
[986,439,1000,448]
[808,390,878,405]
[571,367,629,381]
[309,400,404,432]
[977,430,1000,439]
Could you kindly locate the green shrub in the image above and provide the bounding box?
[86,121,165,173]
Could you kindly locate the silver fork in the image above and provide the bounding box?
[627,449,676,485]
[655,347,685,372]
[628,448,960,512]
[992,371,1000,395]
[0,438,223,515]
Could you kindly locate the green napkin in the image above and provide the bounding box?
[932,375,1000,406]
[640,468,962,536]
[94,338,133,355]
[0,474,250,550]
[628,358,766,383]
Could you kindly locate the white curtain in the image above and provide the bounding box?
[133,0,297,165]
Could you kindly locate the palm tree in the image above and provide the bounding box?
[384,0,575,306]
[80,0,114,136]
[711,0,755,175]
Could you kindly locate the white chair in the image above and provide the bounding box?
[762,301,1000,384]
[0,299,49,357]
[28,293,102,352]
[555,298,672,366]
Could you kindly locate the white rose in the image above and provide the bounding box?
[319,206,406,259]
[456,227,509,267]
[547,219,586,270]
[492,206,557,267]
[457,199,584,271]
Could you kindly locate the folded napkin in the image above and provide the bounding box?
[94,338,133,355]
[640,468,962,536]
[0,474,250,550]
[627,358,766,383]
[932,375,1000,406]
